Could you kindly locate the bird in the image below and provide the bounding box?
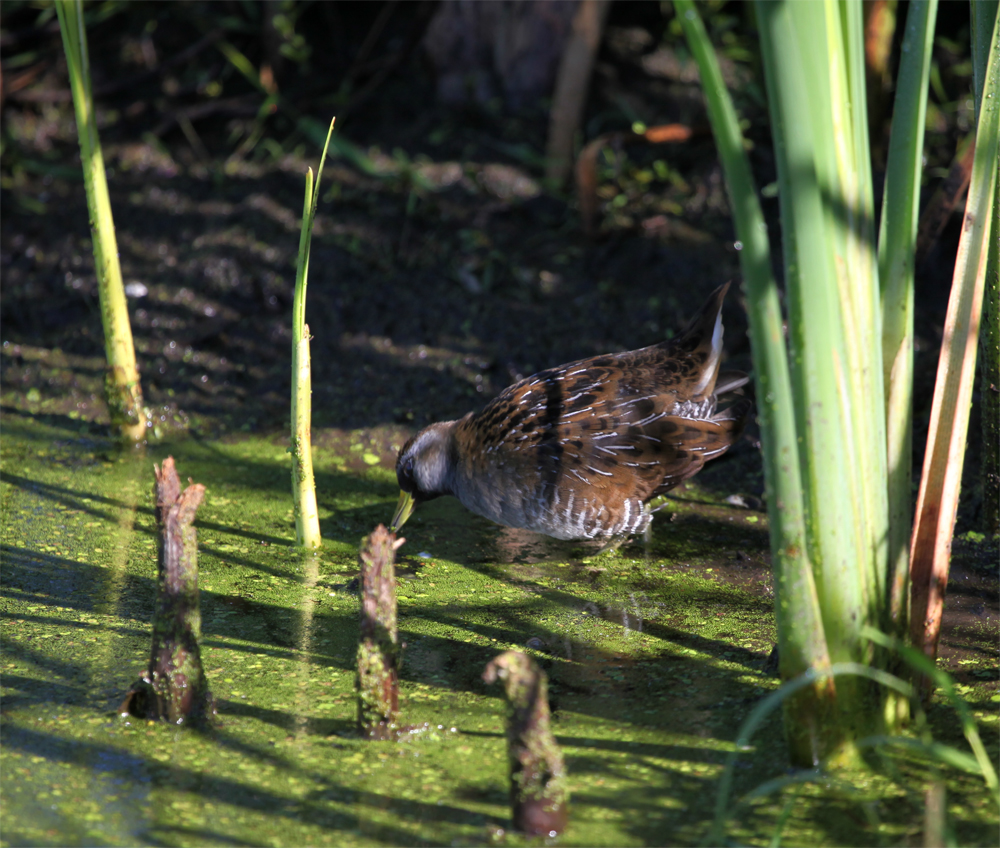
[391,283,752,547]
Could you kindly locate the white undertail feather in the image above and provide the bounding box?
[691,307,724,397]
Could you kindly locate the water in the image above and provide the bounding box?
[2,420,996,846]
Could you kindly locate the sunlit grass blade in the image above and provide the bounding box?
[290,117,336,549]
[834,0,889,625]
[674,0,833,766]
[972,1,1000,535]
[858,736,988,779]
[708,662,915,844]
[864,626,999,794]
[758,0,871,675]
[682,0,949,770]
[55,0,146,442]
[753,0,891,765]
[878,0,938,636]
[982,165,1000,536]
[971,1,1000,109]
[909,11,999,670]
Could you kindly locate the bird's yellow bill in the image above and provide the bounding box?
[390,490,414,532]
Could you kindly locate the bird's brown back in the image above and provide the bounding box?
[452,330,750,528]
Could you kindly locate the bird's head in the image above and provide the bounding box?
[390,421,455,531]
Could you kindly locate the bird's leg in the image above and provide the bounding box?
[589,534,629,558]
[649,495,673,513]
[640,521,654,561]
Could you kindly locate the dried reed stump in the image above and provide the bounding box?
[484,651,568,837]
[356,524,404,739]
[120,457,214,725]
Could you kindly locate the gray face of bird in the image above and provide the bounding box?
[396,421,454,498]
[391,421,456,531]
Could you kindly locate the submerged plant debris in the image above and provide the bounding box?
[356,524,403,739]
[484,650,568,838]
[119,457,214,726]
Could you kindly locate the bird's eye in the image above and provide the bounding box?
[398,455,417,494]
[399,456,415,486]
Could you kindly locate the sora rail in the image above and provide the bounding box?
[391,283,752,544]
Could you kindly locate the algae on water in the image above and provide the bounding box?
[1,420,997,846]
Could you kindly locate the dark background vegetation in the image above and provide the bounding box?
[0,0,987,531]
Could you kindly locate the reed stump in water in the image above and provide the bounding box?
[120,457,214,725]
[484,651,568,836]
[356,524,404,739]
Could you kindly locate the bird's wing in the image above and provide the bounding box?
[464,359,719,503]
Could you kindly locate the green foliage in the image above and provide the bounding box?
[674,0,990,769]
[710,648,997,845]
[289,117,335,549]
[55,0,146,441]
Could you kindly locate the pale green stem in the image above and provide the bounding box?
[676,0,835,769]
[292,322,321,550]
[758,0,867,674]
[674,0,828,676]
[56,0,146,441]
[910,12,999,667]
[878,0,938,638]
[971,1,1000,121]
[290,120,336,549]
[972,1,1000,535]
[835,0,888,631]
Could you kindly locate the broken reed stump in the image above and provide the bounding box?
[484,651,568,837]
[119,457,214,725]
[356,524,405,739]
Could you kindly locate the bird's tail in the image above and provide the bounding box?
[678,282,730,401]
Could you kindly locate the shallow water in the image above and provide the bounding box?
[2,417,997,847]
